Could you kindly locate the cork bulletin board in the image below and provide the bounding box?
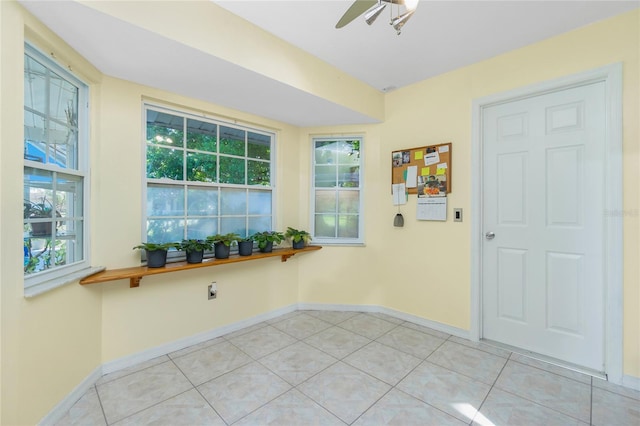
[392,142,452,195]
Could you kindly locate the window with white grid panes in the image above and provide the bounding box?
[144,105,274,254]
[312,137,363,245]
[23,44,89,287]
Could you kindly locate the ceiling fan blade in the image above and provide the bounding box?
[335,0,378,29]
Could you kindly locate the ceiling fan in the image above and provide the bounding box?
[335,0,419,34]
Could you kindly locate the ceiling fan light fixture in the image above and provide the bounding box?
[404,0,419,11]
[364,1,387,25]
[391,9,415,34]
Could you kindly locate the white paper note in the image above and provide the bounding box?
[406,166,418,188]
[438,145,449,153]
[424,152,440,166]
[392,183,407,205]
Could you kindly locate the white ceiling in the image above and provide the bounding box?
[19,0,639,127]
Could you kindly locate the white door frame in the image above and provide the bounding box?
[470,63,623,383]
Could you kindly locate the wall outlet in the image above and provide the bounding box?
[208,282,217,300]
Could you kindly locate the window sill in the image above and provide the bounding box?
[79,246,321,288]
[24,266,106,298]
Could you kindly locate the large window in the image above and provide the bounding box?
[23,45,88,287]
[312,137,363,244]
[144,105,274,247]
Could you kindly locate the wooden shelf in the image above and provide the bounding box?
[79,245,322,288]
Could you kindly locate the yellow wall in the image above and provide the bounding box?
[299,10,640,377]
[0,3,104,425]
[1,1,638,424]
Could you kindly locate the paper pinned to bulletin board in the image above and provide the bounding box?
[391,142,452,195]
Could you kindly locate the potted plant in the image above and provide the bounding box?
[285,227,312,249]
[179,239,213,264]
[24,198,55,236]
[207,233,241,259]
[237,236,254,256]
[133,242,178,268]
[251,231,284,253]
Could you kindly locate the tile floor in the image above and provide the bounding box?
[54,310,640,425]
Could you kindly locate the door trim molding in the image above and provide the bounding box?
[470,63,623,383]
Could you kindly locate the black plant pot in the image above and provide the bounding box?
[146,249,168,268]
[186,249,204,264]
[214,242,230,259]
[238,240,253,256]
[259,241,273,253]
[292,240,305,249]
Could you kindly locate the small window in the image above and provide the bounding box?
[312,137,364,245]
[144,105,275,249]
[23,44,89,288]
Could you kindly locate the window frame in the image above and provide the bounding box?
[311,136,365,246]
[142,103,276,259]
[23,43,92,293]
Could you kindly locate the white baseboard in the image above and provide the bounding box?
[622,374,640,391]
[38,365,102,426]
[298,302,470,339]
[298,302,378,313]
[377,306,470,339]
[103,303,298,374]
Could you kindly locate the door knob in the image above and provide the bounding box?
[485,231,495,240]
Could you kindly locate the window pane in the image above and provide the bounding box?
[248,190,271,215]
[24,236,70,275]
[337,140,361,165]
[24,55,47,113]
[315,165,336,187]
[24,167,53,214]
[220,188,246,215]
[248,216,271,236]
[315,214,336,238]
[55,219,84,266]
[186,218,216,240]
[147,146,183,180]
[24,111,46,163]
[187,187,217,216]
[147,110,184,148]
[147,184,184,216]
[220,217,245,236]
[247,160,270,186]
[338,165,359,188]
[315,141,337,165]
[338,215,359,238]
[219,126,245,156]
[49,71,78,125]
[187,152,216,182]
[315,190,336,213]
[56,174,82,219]
[248,132,270,159]
[187,119,217,151]
[147,218,184,243]
[219,156,245,184]
[338,191,359,213]
[48,120,76,168]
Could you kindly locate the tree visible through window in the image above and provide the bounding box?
[312,137,363,244]
[144,106,274,245]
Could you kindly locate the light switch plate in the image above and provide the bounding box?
[454,208,463,222]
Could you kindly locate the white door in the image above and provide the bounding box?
[482,82,606,372]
